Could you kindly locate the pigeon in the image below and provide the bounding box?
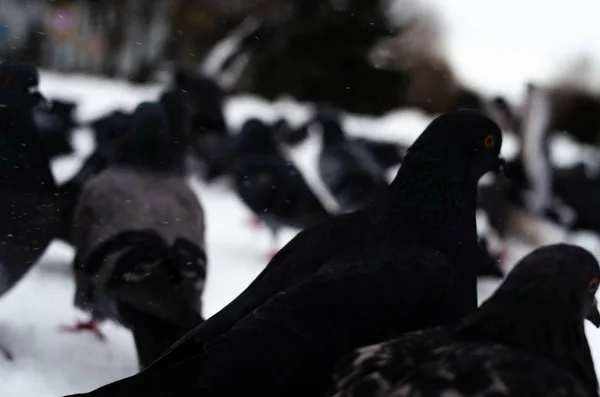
[274,118,310,146]
[331,243,600,397]
[33,97,77,159]
[512,84,600,234]
[353,137,406,170]
[276,114,406,170]
[0,61,62,296]
[64,92,206,369]
[231,118,330,255]
[66,110,504,397]
[173,70,230,181]
[0,60,64,360]
[314,110,390,211]
[551,85,600,146]
[89,109,132,154]
[56,147,113,244]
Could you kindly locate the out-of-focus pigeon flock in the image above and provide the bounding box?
[1,1,600,397]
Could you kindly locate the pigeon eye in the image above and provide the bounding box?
[589,278,599,293]
[483,135,495,149]
[3,75,13,86]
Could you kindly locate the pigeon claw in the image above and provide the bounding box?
[60,319,106,342]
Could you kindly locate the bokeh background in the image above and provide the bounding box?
[1,0,600,395]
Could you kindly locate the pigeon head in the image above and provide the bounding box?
[389,111,505,274]
[409,110,504,181]
[173,70,226,134]
[0,60,46,108]
[460,243,600,397]
[479,243,600,328]
[235,118,279,155]
[113,102,183,172]
[91,110,131,153]
[160,90,192,146]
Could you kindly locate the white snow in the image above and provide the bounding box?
[2,4,600,392]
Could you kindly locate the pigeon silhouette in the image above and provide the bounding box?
[231,118,330,255]
[315,110,390,211]
[331,243,600,397]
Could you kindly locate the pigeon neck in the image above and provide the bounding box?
[112,136,186,175]
[389,145,479,256]
[0,108,57,192]
[322,129,345,147]
[460,293,598,397]
[388,147,480,311]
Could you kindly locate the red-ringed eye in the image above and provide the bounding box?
[484,134,495,149]
[589,278,599,293]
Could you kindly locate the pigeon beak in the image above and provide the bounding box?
[586,297,600,328]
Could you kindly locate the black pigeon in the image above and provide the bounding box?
[89,109,132,154]
[58,108,147,245]
[56,149,113,244]
[353,137,406,170]
[231,118,330,255]
[67,111,504,397]
[33,97,77,159]
[331,243,600,397]
[173,70,230,181]
[65,92,206,368]
[274,118,310,146]
[57,108,139,245]
[275,114,406,170]
[0,60,64,360]
[315,110,390,211]
[0,61,62,296]
[512,84,600,233]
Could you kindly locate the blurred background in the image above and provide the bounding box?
[2,0,598,112]
[2,0,600,395]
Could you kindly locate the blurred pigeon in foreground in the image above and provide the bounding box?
[0,60,65,360]
[332,243,600,397]
[33,98,77,159]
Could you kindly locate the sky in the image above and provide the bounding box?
[421,0,600,100]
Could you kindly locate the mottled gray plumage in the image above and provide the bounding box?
[70,96,206,368]
[332,244,600,397]
[72,169,205,268]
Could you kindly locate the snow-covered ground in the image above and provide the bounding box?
[2,3,600,392]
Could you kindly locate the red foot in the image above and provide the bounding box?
[248,217,263,229]
[60,319,106,342]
